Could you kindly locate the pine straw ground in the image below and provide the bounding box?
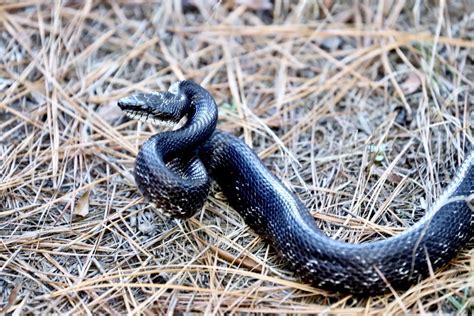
[0,0,473,314]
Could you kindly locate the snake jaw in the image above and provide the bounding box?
[122,108,176,127]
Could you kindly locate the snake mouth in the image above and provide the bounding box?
[117,93,181,126]
[121,108,176,126]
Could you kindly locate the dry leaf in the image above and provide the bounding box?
[400,72,421,95]
[0,283,20,314]
[74,189,91,217]
[371,166,404,185]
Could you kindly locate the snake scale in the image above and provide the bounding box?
[118,80,473,295]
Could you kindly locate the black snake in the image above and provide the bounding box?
[118,80,473,295]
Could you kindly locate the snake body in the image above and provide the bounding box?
[118,80,474,295]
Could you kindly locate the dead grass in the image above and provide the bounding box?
[1,0,473,314]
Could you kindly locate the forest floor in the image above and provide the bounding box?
[1,1,473,314]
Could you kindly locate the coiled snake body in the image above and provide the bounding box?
[118,80,474,295]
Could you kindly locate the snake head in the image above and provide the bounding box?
[117,91,187,126]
